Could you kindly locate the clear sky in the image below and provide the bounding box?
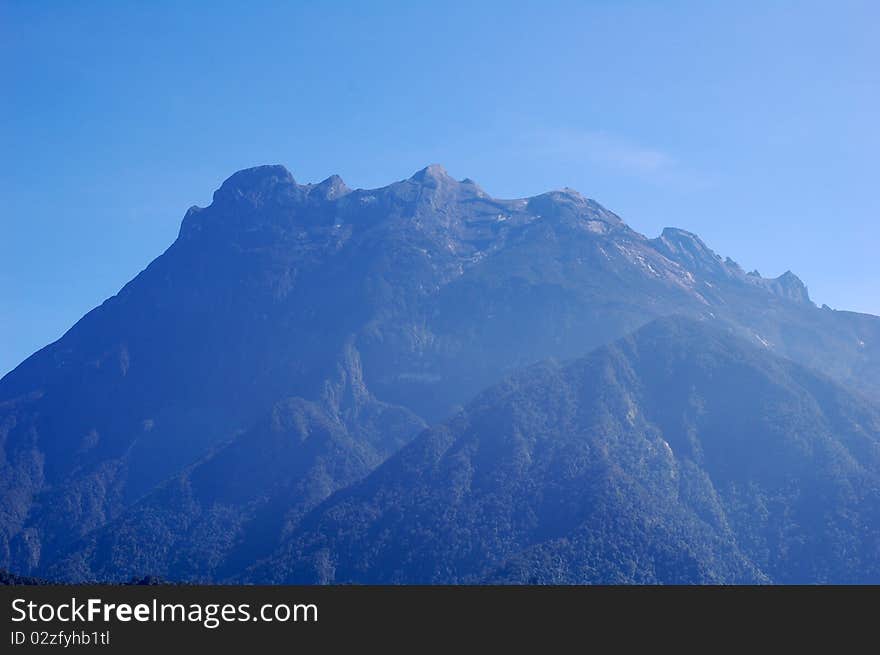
[1,0,878,377]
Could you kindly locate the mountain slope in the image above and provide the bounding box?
[2,163,879,578]
[50,393,422,582]
[262,317,880,584]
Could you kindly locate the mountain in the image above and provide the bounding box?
[258,317,880,584]
[1,163,879,580]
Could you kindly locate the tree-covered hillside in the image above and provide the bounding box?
[263,317,880,584]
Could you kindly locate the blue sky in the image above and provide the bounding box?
[1,0,878,377]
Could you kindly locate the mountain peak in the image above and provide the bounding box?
[218,164,296,192]
[212,164,298,206]
[409,164,453,184]
[524,188,623,227]
[772,270,810,303]
[309,174,350,200]
[652,227,729,277]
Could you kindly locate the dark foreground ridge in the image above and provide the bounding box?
[258,316,880,584]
